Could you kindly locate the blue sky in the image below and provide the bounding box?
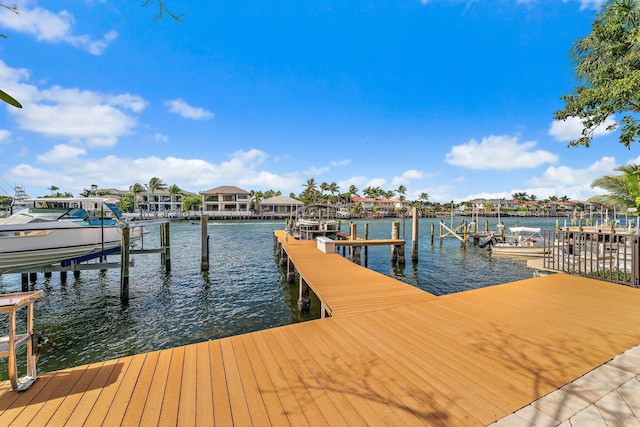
[0,0,636,203]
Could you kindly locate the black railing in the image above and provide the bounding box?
[542,229,640,288]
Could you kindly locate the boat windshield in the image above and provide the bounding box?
[12,207,88,221]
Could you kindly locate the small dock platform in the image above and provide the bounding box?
[1,231,640,425]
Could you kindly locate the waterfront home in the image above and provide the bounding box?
[200,186,253,218]
[258,195,304,219]
[350,195,405,216]
[135,189,194,218]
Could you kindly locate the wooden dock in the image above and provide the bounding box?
[1,230,640,425]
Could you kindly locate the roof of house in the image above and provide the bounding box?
[201,186,251,195]
[260,195,304,206]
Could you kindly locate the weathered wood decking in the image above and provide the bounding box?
[1,230,640,426]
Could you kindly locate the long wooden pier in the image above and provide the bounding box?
[1,230,640,425]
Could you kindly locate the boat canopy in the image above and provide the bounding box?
[508,227,541,234]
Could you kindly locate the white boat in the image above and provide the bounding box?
[483,226,549,257]
[0,198,143,274]
[292,204,338,240]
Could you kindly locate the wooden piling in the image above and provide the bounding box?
[73,271,80,279]
[201,215,209,271]
[298,276,310,313]
[430,223,434,245]
[391,222,400,264]
[120,226,130,304]
[411,206,419,262]
[364,223,369,267]
[21,274,28,291]
[350,223,361,264]
[286,258,295,282]
[60,271,67,283]
[161,222,171,272]
[29,273,37,282]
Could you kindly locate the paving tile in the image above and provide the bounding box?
[595,391,640,427]
[609,348,640,375]
[618,378,640,418]
[493,413,538,427]
[563,364,636,402]
[515,405,560,426]
[532,387,591,421]
[566,404,607,426]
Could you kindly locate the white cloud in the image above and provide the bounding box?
[0,129,10,144]
[568,0,607,11]
[548,116,616,142]
[445,135,558,170]
[304,158,351,176]
[0,3,118,55]
[165,99,214,120]
[154,133,169,143]
[392,169,425,186]
[365,178,386,189]
[524,156,618,200]
[0,61,147,147]
[37,144,86,163]
[529,156,616,187]
[5,149,283,194]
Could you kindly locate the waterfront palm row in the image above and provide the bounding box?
[1,179,598,220]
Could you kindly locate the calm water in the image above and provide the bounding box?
[0,216,561,376]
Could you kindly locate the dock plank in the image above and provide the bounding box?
[139,348,172,427]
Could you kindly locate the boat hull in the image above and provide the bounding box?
[490,244,548,257]
[0,223,142,274]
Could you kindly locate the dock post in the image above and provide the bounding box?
[60,271,67,283]
[350,223,361,264]
[364,223,369,267]
[161,222,171,272]
[73,270,80,279]
[44,272,52,279]
[29,273,37,282]
[391,221,399,264]
[120,226,130,304]
[21,274,28,291]
[412,206,419,262]
[201,215,209,271]
[286,258,295,282]
[485,220,489,232]
[430,223,434,245]
[298,277,310,313]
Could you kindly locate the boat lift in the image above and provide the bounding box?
[0,291,43,391]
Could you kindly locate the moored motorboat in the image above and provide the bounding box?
[0,198,143,274]
[292,204,338,240]
[483,226,549,257]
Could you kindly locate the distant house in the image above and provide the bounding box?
[259,195,304,218]
[351,196,405,215]
[136,189,193,217]
[200,186,253,218]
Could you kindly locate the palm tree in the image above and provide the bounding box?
[319,182,329,200]
[129,183,145,213]
[396,185,407,201]
[146,177,167,214]
[329,182,339,205]
[302,178,317,204]
[589,164,640,210]
[348,185,359,198]
[168,184,182,216]
[48,185,59,195]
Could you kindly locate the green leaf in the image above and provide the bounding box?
[0,88,22,108]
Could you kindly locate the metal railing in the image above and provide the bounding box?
[542,229,640,288]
